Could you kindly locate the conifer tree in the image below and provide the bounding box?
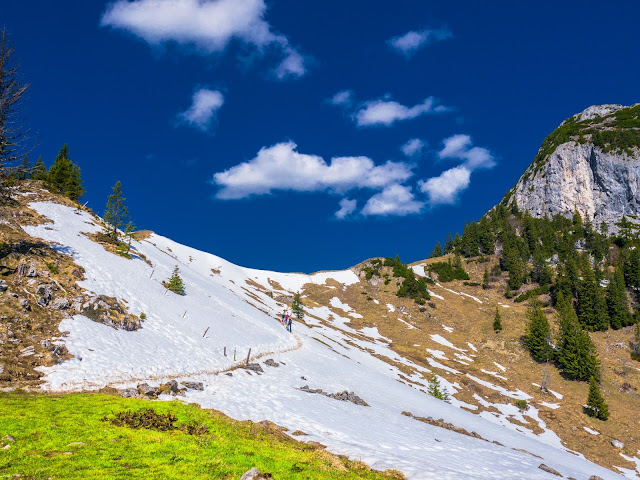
[607,267,629,329]
[292,292,305,319]
[427,375,450,402]
[31,156,47,180]
[430,241,442,258]
[47,144,84,200]
[0,29,32,200]
[524,302,554,362]
[556,293,600,381]
[166,266,185,295]
[444,233,454,254]
[576,263,609,331]
[493,306,502,332]
[104,180,129,240]
[482,267,490,290]
[585,376,609,420]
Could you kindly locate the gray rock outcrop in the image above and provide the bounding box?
[508,104,640,234]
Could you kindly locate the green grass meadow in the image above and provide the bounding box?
[0,392,404,479]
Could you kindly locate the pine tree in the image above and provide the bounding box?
[444,233,454,254]
[31,156,47,180]
[47,145,84,200]
[430,241,443,258]
[576,262,609,331]
[607,267,629,329]
[427,375,450,402]
[631,321,640,362]
[524,302,554,362]
[493,306,503,332]
[556,293,600,381]
[166,266,185,295]
[482,267,490,290]
[0,29,32,200]
[585,376,609,421]
[104,180,129,240]
[291,292,305,319]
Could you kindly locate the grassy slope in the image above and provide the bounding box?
[0,392,404,480]
[298,255,640,474]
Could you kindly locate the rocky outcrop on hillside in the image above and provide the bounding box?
[506,103,640,233]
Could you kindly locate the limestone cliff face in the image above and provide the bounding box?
[506,104,640,233]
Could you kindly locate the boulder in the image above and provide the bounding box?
[239,467,272,480]
[51,297,70,310]
[36,284,52,300]
[245,363,264,373]
[182,381,204,391]
[19,298,30,310]
[0,281,7,292]
[137,383,157,397]
[611,439,625,449]
[37,296,49,307]
[264,359,279,368]
[538,464,562,476]
[119,388,139,398]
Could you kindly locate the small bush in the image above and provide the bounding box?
[102,408,209,435]
[514,399,528,411]
[45,262,58,274]
[140,313,147,320]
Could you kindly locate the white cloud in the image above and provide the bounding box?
[388,27,452,56]
[419,166,471,205]
[361,184,424,216]
[101,0,306,78]
[335,198,357,219]
[354,96,448,127]
[328,90,353,107]
[177,88,224,131]
[439,134,495,169]
[401,138,426,158]
[213,141,413,199]
[417,134,496,206]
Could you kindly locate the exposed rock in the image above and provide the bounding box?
[19,298,30,310]
[588,476,604,480]
[0,280,7,292]
[182,381,204,391]
[4,435,15,443]
[51,297,70,310]
[71,268,83,279]
[137,383,157,397]
[264,359,279,367]
[37,296,49,307]
[119,388,139,398]
[36,284,52,300]
[17,263,39,278]
[299,385,369,406]
[244,363,264,373]
[509,105,640,234]
[239,467,272,480]
[538,464,562,476]
[611,439,625,449]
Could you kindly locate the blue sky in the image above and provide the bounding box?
[2,1,639,272]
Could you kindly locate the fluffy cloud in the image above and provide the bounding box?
[388,27,452,56]
[101,0,306,78]
[213,141,413,199]
[401,138,426,158]
[418,134,495,205]
[177,88,224,131]
[361,184,424,216]
[328,90,353,107]
[335,198,357,219]
[355,96,448,127]
[439,134,495,170]
[419,166,471,205]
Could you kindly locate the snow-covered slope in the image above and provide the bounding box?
[23,200,625,480]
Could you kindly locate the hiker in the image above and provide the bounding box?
[287,316,292,333]
[281,313,286,325]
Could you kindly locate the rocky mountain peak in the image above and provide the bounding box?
[503,103,640,233]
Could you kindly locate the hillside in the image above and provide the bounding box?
[505,103,640,233]
[0,182,636,479]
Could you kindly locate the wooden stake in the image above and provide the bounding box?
[224,346,227,356]
[246,348,251,364]
[182,310,187,318]
[202,327,209,338]
[233,348,236,361]
[149,269,154,279]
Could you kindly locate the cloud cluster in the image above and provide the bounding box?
[213,141,412,200]
[355,96,448,127]
[419,134,495,205]
[361,185,423,216]
[177,88,224,131]
[401,138,426,158]
[101,0,306,79]
[388,27,452,56]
